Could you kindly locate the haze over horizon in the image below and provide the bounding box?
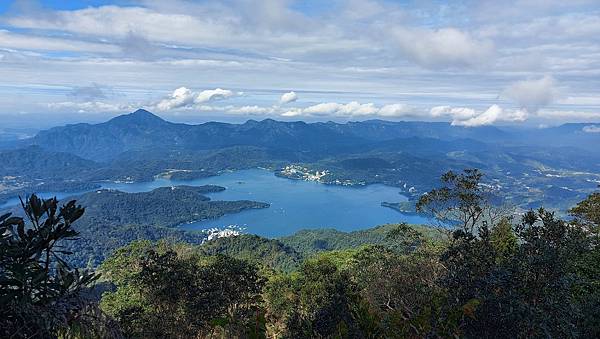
[1,0,600,129]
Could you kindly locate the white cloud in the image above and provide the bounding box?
[559,96,600,106]
[279,91,298,104]
[430,106,477,120]
[156,87,195,111]
[502,75,559,112]
[582,125,600,133]
[227,105,274,115]
[281,101,414,118]
[431,105,528,127]
[451,106,500,127]
[281,108,302,117]
[378,104,414,117]
[195,88,235,103]
[303,101,378,116]
[156,87,236,111]
[449,105,528,127]
[389,27,494,69]
[480,13,600,41]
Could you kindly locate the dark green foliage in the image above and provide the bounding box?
[66,223,207,267]
[513,209,588,337]
[69,185,267,228]
[347,245,448,338]
[191,224,442,274]
[436,209,591,338]
[264,256,361,338]
[79,186,600,337]
[279,223,445,256]
[339,157,394,170]
[0,195,107,338]
[168,169,216,181]
[100,240,265,338]
[198,234,303,272]
[96,146,289,182]
[490,217,518,263]
[385,222,427,251]
[417,172,599,338]
[570,191,600,227]
[569,191,600,337]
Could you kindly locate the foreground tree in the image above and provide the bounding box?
[0,195,113,338]
[569,192,600,337]
[348,245,449,338]
[416,169,507,232]
[100,240,265,338]
[264,256,361,338]
[418,171,598,338]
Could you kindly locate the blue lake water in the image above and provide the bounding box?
[1,169,430,237]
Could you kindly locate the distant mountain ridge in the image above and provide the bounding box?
[29,109,186,161]
[27,109,366,161]
[23,108,554,162]
[3,108,599,218]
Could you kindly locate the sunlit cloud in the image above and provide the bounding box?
[156,87,237,111]
[279,91,298,105]
[431,105,528,127]
[281,101,415,118]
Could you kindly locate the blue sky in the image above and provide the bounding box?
[1,0,599,128]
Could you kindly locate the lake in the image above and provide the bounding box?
[2,169,430,237]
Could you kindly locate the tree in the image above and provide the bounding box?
[416,169,506,233]
[264,256,361,338]
[490,217,518,264]
[0,195,107,338]
[417,171,600,338]
[385,222,425,253]
[509,209,589,338]
[100,240,265,338]
[569,191,600,337]
[348,245,449,338]
[570,191,600,230]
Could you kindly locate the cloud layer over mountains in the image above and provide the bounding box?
[0,0,599,125]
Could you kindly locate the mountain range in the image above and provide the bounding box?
[21,109,599,162]
[1,108,598,212]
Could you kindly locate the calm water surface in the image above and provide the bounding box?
[2,169,430,237]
